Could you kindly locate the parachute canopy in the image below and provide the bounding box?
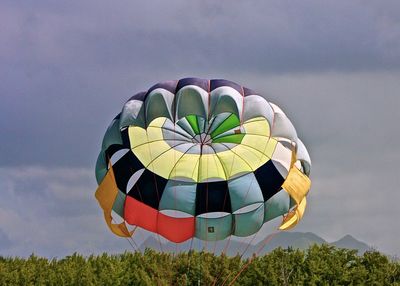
[95,78,311,243]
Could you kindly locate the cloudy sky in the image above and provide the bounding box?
[1,0,400,258]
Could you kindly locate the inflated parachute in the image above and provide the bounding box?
[95,78,311,244]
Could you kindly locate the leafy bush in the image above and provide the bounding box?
[0,245,398,285]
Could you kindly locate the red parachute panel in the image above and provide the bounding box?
[125,196,195,242]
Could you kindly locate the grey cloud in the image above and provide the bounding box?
[3,0,400,72]
[2,71,400,256]
[2,0,400,167]
[0,167,98,218]
[0,229,12,250]
[253,72,400,256]
[1,0,399,258]
[0,167,128,257]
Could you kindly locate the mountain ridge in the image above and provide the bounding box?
[139,232,373,258]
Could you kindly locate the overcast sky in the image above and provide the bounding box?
[1,0,400,258]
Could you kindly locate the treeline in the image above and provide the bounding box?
[0,244,399,285]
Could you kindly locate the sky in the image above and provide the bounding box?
[1,0,400,258]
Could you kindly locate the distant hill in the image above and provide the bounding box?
[262,232,326,253]
[139,232,372,257]
[330,234,371,254]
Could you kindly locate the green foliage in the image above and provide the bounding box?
[0,245,398,285]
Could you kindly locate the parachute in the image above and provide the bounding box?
[95,78,311,247]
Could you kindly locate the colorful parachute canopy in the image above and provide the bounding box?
[95,78,311,243]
